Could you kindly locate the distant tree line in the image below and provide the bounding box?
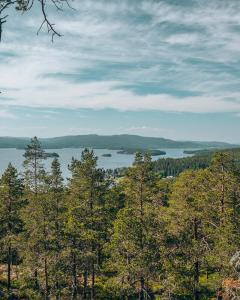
[114,154,212,179]
[152,155,211,177]
[0,137,240,299]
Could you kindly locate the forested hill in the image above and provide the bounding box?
[0,134,238,149]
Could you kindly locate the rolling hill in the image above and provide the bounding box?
[0,135,238,150]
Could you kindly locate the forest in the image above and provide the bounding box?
[0,137,240,299]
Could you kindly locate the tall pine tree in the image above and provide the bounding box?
[0,163,24,294]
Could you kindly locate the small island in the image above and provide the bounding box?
[117,149,166,156]
[43,152,60,158]
[23,152,59,158]
[102,153,112,157]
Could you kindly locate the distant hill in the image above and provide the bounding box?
[0,135,238,150]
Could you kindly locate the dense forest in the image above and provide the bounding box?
[115,148,240,179]
[152,148,240,178]
[0,137,240,299]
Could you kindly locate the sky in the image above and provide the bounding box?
[0,0,240,142]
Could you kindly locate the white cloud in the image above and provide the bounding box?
[2,78,240,113]
[165,33,202,45]
[1,0,240,114]
[0,110,17,119]
[120,126,175,137]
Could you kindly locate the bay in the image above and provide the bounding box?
[0,148,193,178]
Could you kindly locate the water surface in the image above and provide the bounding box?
[0,148,193,178]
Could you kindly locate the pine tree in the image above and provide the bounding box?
[207,153,240,284]
[48,158,65,300]
[21,136,49,297]
[108,153,162,299]
[0,163,24,294]
[23,136,46,194]
[167,169,214,299]
[65,149,108,299]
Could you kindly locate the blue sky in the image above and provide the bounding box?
[0,0,240,142]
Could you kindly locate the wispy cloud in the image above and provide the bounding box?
[0,110,17,119]
[1,0,240,114]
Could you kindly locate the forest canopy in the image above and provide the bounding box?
[0,137,240,299]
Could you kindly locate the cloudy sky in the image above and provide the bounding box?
[0,0,240,142]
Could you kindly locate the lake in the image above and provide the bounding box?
[0,148,193,178]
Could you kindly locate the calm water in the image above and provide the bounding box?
[0,148,193,178]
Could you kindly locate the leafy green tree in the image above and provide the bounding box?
[0,163,24,293]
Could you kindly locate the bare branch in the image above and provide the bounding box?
[0,1,16,14]
[38,0,62,42]
[0,0,74,42]
[0,15,7,41]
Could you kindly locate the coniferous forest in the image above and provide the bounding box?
[0,137,240,299]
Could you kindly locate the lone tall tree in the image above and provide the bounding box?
[21,136,48,295]
[23,136,45,195]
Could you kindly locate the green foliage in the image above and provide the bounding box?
[0,139,239,299]
[0,163,24,295]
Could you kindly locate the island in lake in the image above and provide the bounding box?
[117,149,166,156]
[23,152,59,158]
[102,153,112,157]
[43,152,60,158]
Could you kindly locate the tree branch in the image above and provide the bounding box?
[0,0,74,42]
[38,0,62,42]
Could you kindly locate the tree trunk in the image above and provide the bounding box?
[91,263,95,300]
[71,252,78,300]
[56,279,61,300]
[56,196,61,300]
[194,261,200,300]
[139,277,145,300]
[44,256,49,300]
[7,245,11,292]
[193,218,200,300]
[90,184,95,300]
[139,177,145,300]
[220,163,225,225]
[34,269,39,290]
[83,271,87,299]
